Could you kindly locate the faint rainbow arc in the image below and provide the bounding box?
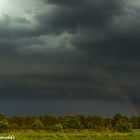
[80,49,139,115]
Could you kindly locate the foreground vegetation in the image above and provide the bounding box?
[0,113,138,132]
[0,113,140,139]
[1,129,140,140]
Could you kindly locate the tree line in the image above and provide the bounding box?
[0,113,140,132]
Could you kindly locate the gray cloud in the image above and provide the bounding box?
[0,0,140,115]
[38,0,124,34]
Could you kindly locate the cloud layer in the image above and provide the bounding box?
[0,0,140,110]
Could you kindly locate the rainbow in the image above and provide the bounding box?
[79,49,140,116]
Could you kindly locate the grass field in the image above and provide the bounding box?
[1,129,140,140]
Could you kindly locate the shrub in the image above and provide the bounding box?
[112,114,132,132]
[64,118,81,129]
[30,119,44,129]
[0,119,9,132]
[52,124,63,131]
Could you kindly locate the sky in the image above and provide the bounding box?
[0,0,140,116]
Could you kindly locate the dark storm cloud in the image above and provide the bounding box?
[39,0,140,60]
[45,0,83,6]
[39,0,124,34]
[0,73,123,102]
[0,0,140,107]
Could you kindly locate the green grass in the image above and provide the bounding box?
[1,129,140,140]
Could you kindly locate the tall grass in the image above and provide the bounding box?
[1,129,140,140]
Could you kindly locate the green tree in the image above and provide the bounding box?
[92,116,104,130]
[112,114,132,132]
[131,116,140,129]
[9,115,25,129]
[64,117,81,129]
[31,118,44,130]
[39,115,57,129]
[0,119,9,132]
[104,118,112,129]
[84,121,93,129]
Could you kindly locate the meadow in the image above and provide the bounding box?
[0,113,139,139]
[2,129,140,140]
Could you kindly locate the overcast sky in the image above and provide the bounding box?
[0,0,140,116]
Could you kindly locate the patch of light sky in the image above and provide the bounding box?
[0,0,48,21]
